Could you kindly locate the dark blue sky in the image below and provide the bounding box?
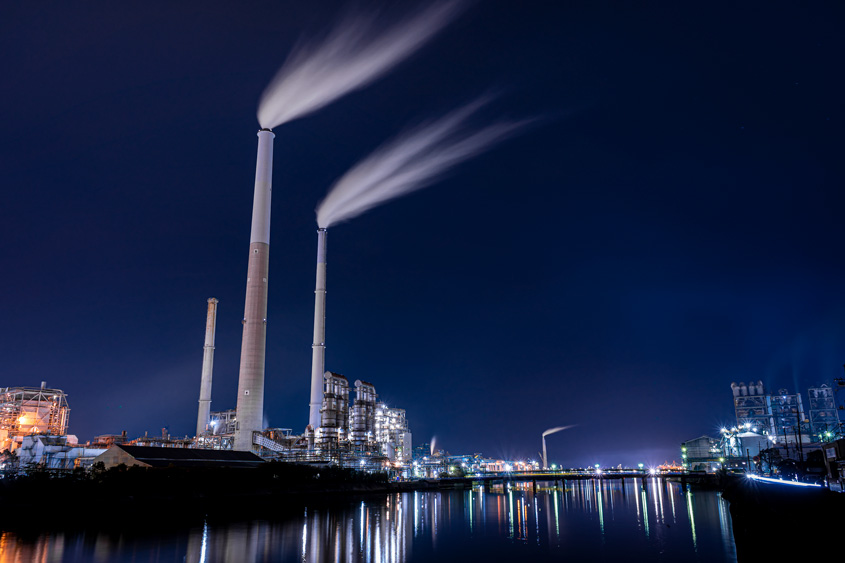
[1,1,842,466]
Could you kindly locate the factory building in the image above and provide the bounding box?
[680,435,722,472]
[0,383,70,452]
[730,382,812,445]
[209,409,238,436]
[316,372,350,451]
[94,445,263,469]
[349,380,377,453]
[770,389,810,444]
[194,409,237,450]
[374,404,412,462]
[727,380,845,455]
[731,381,774,436]
[15,435,106,470]
[808,384,840,437]
[284,372,411,465]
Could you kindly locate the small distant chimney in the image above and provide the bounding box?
[197,298,219,437]
[40,381,46,390]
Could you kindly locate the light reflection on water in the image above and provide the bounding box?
[0,478,736,562]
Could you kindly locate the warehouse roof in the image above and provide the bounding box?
[98,445,264,469]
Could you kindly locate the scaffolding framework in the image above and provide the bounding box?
[0,385,69,450]
[350,380,377,453]
[770,389,809,443]
[808,384,840,436]
[375,404,412,462]
[732,381,774,435]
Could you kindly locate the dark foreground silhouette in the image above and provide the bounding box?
[0,462,391,531]
[722,476,845,562]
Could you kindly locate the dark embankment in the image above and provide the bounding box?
[722,477,844,561]
[0,462,391,531]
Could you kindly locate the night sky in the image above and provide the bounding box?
[2,2,842,467]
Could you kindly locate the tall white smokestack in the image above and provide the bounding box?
[234,128,275,451]
[196,297,219,437]
[308,228,328,430]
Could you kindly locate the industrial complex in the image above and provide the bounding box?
[0,129,418,474]
[3,133,844,484]
[0,127,549,479]
[680,380,845,487]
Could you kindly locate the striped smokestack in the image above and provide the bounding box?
[234,128,275,451]
[308,228,328,431]
[196,297,218,436]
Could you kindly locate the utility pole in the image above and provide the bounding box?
[781,424,790,458]
[834,371,845,438]
[793,408,805,463]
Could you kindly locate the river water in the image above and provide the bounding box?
[0,478,736,562]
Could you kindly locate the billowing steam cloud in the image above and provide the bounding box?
[257,3,464,129]
[316,99,530,228]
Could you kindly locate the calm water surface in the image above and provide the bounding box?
[0,478,736,562]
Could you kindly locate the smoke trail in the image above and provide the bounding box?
[317,100,531,228]
[543,425,575,438]
[257,3,464,129]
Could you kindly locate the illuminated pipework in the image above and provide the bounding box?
[317,371,349,450]
[350,380,377,452]
[374,403,412,462]
[0,383,69,451]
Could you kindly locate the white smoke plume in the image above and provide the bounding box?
[316,99,531,228]
[543,425,575,438]
[257,2,464,129]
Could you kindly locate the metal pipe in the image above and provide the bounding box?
[308,228,328,431]
[196,297,218,437]
[234,128,275,451]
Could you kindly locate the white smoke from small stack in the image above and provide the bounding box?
[257,2,464,129]
[317,99,531,228]
[542,425,575,470]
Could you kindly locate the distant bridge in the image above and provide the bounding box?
[429,470,719,489]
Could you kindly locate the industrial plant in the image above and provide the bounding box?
[0,128,418,473]
[680,380,845,488]
[0,3,540,478]
[0,383,69,452]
